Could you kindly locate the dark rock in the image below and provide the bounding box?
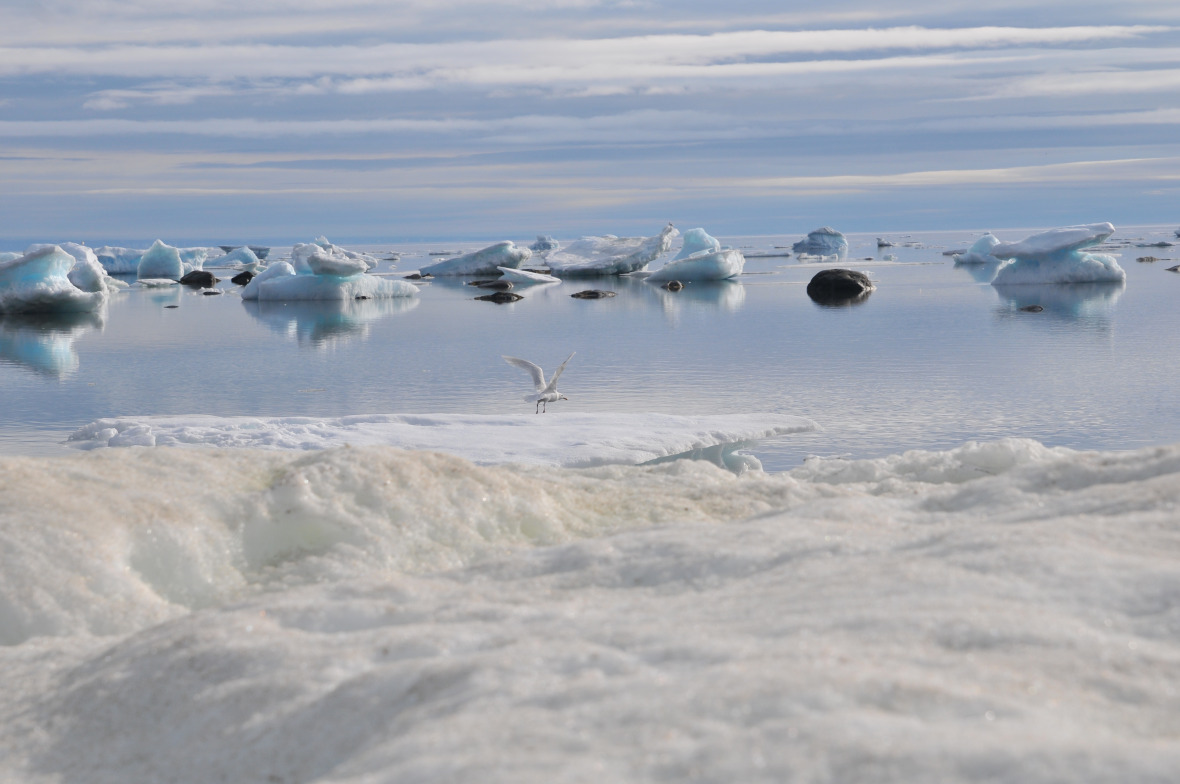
[230,271,255,285]
[570,290,617,299]
[1137,256,1160,263]
[1018,305,1044,313]
[355,295,371,300]
[201,289,222,296]
[403,272,433,280]
[1167,265,1180,272]
[661,280,684,291]
[164,305,179,309]
[806,268,874,307]
[178,270,219,288]
[475,291,523,304]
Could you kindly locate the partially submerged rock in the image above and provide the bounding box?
[476,291,524,304]
[570,290,617,299]
[806,268,874,306]
[178,270,219,288]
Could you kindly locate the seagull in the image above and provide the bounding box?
[502,351,574,413]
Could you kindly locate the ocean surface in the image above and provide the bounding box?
[2,225,1179,782]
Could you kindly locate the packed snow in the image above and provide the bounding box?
[2,438,1180,782]
[991,223,1126,285]
[792,226,849,259]
[67,412,816,469]
[545,224,678,276]
[0,246,110,314]
[239,260,418,302]
[419,241,531,276]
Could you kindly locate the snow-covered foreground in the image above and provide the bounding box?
[2,437,1179,782]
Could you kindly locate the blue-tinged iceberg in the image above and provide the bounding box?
[991,223,1125,285]
[94,245,216,275]
[136,240,189,280]
[546,224,678,276]
[239,260,418,302]
[792,227,848,259]
[0,246,110,313]
[529,235,560,253]
[953,233,1003,264]
[210,246,264,270]
[419,241,531,276]
[648,228,744,282]
[24,243,124,295]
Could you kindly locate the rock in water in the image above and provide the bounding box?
[475,291,523,304]
[570,290,617,299]
[178,270,219,288]
[806,268,874,306]
[230,271,255,286]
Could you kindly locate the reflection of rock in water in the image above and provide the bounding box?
[0,310,105,377]
[992,281,1126,321]
[242,296,419,347]
[806,269,874,307]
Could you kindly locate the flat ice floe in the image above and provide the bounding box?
[496,266,560,285]
[66,412,816,469]
[991,222,1126,285]
[545,224,678,276]
[418,241,531,276]
[3,437,1180,781]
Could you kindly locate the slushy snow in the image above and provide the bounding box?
[67,412,816,469]
[991,223,1125,285]
[545,224,678,276]
[792,226,849,259]
[419,241,531,276]
[2,438,1180,782]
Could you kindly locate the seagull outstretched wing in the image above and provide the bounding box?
[544,352,575,394]
[503,355,547,392]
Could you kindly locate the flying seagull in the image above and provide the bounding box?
[502,351,575,413]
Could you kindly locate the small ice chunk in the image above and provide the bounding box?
[792,227,848,258]
[546,224,678,276]
[94,246,145,274]
[953,233,1003,264]
[307,250,369,277]
[991,223,1125,285]
[648,249,744,282]
[419,241,532,276]
[0,246,108,313]
[212,246,262,269]
[137,240,185,280]
[673,228,722,261]
[497,266,561,286]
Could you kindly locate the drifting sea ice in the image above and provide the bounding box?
[991,223,1126,285]
[135,240,188,280]
[0,246,109,314]
[418,241,532,276]
[24,243,124,295]
[953,233,1003,264]
[792,226,849,259]
[545,224,678,276]
[209,245,263,270]
[496,266,561,286]
[239,260,418,302]
[2,438,1180,782]
[648,228,744,282]
[529,235,560,253]
[289,237,379,274]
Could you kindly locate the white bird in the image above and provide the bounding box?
[502,351,574,413]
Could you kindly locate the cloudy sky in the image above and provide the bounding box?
[2,0,1178,243]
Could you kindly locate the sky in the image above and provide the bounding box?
[2,0,1179,244]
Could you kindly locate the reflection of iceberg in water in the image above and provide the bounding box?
[954,259,1003,284]
[243,296,419,346]
[0,309,105,377]
[993,281,1125,322]
[650,280,746,316]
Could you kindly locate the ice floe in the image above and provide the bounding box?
[529,235,560,253]
[290,237,379,274]
[0,246,110,314]
[419,241,531,276]
[648,229,743,282]
[135,240,188,280]
[792,226,849,259]
[67,412,816,469]
[496,266,560,286]
[546,224,678,276]
[239,260,418,302]
[953,233,1003,264]
[991,223,1125,285]
[209,245,263,269]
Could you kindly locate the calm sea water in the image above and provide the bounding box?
[1,227,1177,470]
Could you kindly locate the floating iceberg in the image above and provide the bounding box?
[136,240,189,280]
[24,243,123,295]
[419,241,531,276]
[239,261,418,302]
[529,235,560,253]
[953,233,1003,264]
[991,223,1125,285]
[210,246,263,269]
[497,266,560,286]
[290,237,379,273]
[0,246,110,313]
[546,224,678,276]
[93,245,215,274]
[792,226,848,259]
[648,228,743,282]
[68,412,816,468]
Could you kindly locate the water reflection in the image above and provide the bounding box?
[646,279,746,317]
[0,309,105,377]
[242,297,419,346]
[954,259,1002,284]
[992,281,1126,323]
